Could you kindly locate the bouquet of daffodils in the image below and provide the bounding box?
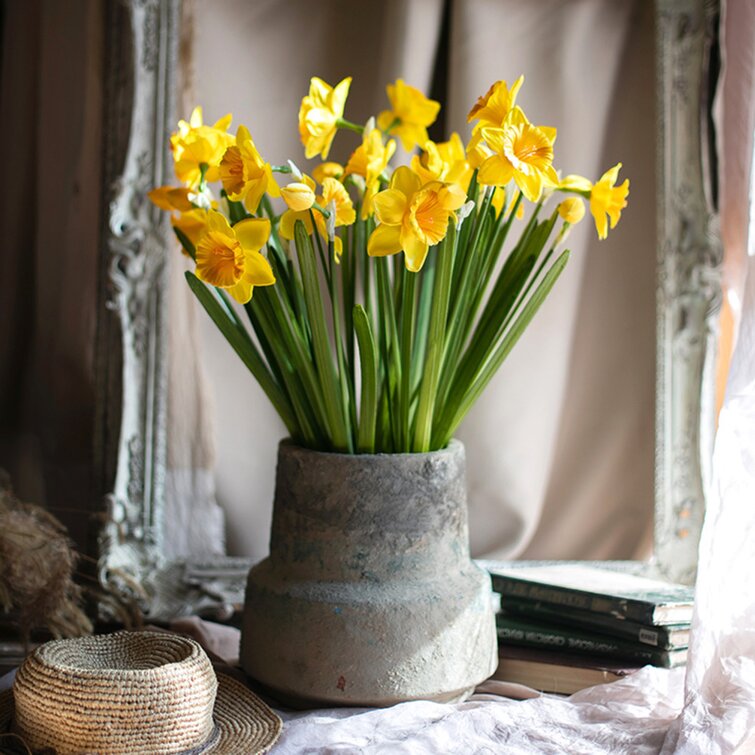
[150,76,628,454]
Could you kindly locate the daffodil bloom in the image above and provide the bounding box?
[558,197,585,224]
[467,76,524,132]
[298,76,352,159]
[477,107,558,202]
[345,128,397,218]
[590,163,629,240]
[368,166,466,272]
[377,80,440,152]
[411,133,472,190]
[194,211,274,304]
[219,126,280,213]
[312,178,356,261]
[148,185,195,212]
[281,181,316,212]
[280,175,317,241]
[170,106,234,188]
[312,162,345,184]
[173,208,211,250]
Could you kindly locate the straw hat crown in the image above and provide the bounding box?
[3,631,281,755]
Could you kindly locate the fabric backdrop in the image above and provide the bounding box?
[183,0,656,562]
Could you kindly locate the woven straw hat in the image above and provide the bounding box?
[0,631,281,754]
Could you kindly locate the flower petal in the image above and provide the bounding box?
[390,166,422,198]
[373,189,407,225]
[367,224,402,257]
[234,217,271,252]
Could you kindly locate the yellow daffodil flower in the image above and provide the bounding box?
[590,163,629,240]
[313,178,357,261]
[345,128,397,218]
[281,181,316,212]
[312,162,345,184]
[367,166,466,272]
[148,186,194,212]
[194,211,274,304]
[467,76,524,132]
[219,125,280,213]
[280,175,317,240]
[170,106,234,188]
[411,133,473,191]
[299,76,352,160]
[558,197,585,224]
[477,107,558,202]
[377,79,440,152]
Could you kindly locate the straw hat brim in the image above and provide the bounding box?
[0,672,281,755]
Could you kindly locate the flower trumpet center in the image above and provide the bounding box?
[504,125,553,176]
[219,146,246,196]
[408,188,449,245]
[196,231,244,287]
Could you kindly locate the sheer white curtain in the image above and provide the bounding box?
[185,0,656,563]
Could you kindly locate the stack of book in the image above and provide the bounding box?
[479,561,695,694]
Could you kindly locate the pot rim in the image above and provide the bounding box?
[278,437,463,461]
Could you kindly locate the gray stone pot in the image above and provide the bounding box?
[240,439,497,708]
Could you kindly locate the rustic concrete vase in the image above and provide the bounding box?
[240,439,498,708]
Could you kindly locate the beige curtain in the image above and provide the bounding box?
[186,0,656,562]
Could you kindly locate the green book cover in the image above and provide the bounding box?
[496,614,688,669]
[481,561,695,626]
[502,597,690,650]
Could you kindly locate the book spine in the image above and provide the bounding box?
[501,600,679,648]
[496,619,673,667]
[491,575,656,624]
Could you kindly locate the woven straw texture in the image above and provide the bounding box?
[1,631,281,754]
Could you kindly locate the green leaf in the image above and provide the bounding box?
[294,220,351,451]
[184,272,297,435]
[173,226,196,260]
[434,249,571,446]
[354,305,378,453]
[413,222,456,452]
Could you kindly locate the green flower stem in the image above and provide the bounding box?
[336,117,364,134]
[411,254,436,397]
[435,250,570,446]
[271,165,293,173]
[431,214,559,447]
[294,220,351,451]
[327,238,356,452]
[354,305,378,453]
[375,256,402,448]
[399,269,417,448]
[184,272,298,437]
[413,222,456,452]
[439,189,497,404]
[251,287,328,447]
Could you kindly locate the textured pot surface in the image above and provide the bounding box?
[241,440,498,707]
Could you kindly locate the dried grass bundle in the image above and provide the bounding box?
[0,471,92,640]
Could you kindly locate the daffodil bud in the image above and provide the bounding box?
[558,197,585,225]
[281,182,316,212]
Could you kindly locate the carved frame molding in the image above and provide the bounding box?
[653,0,722,584]
[94,0,722,620]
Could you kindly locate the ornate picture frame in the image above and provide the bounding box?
[94,0,722,620]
